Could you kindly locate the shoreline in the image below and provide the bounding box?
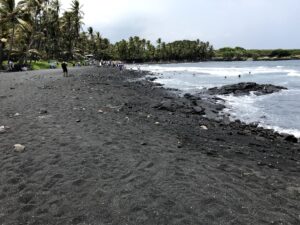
[125,58,300,65]
[1,58,300,74]
[0,67,299,224]
[136,66,300,140]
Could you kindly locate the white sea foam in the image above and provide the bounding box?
[221,94,261,120]
[221,92,300,138]
[288,71,300,77]
[129,64,300,78]
[259,125,300,138]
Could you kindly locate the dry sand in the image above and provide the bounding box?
[0,67,299,225]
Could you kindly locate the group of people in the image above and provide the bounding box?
[224,71,252,79]
[98,60,125,71]
[60,60,125,77]
[7,60,28,72]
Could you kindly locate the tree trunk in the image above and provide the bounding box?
[0,42,3,70]
[23,38,35,65]
[0,23,3,69]
[7,22,15,62]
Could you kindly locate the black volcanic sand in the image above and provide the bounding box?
[0,67,299,225]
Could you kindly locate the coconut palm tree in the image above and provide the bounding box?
[71,0,83,48]
[46,0,61,59]
[87,26,96,53]
[0,0,28,62]
[0,16,8,68]
[60,11,73,59]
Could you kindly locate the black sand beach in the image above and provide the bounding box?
[0,67,299,225]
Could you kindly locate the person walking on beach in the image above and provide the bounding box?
[61,61,68,77]
[8,60,14,71]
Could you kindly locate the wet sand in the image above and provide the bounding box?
[0,67,299,225]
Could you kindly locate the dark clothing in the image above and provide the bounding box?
[62,63,68,72]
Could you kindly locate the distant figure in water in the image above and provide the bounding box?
[238,74,241,78]
[61,62,68,77]
[249,71,252,75]
[224,76,227,79]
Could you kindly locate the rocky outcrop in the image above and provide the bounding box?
[206,82,287,96]
[153,94,224,119]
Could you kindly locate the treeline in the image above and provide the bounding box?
[114,38,214,62]
[215,47,300,61]
[0,0,214,69]
[1,0,299,70]
[0,0,111,68]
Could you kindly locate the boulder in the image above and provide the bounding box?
[206,82,287,96]
[192,106,205,114]
[284,135,298,143]
[146,77,158,82]
[39,109,48,114]
[153,100,182,112]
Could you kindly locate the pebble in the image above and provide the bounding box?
[0,126,8,134]
[39,109,48,114]
[14,113,21,117]
[287,186,300,194]
[177,141,183,148]
[206,150,217,156]
[155,122,160,125]
[14,144,26,152]
[0,126,5,133]
[200,125,208,130]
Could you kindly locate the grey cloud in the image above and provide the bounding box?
[84,0,300,48]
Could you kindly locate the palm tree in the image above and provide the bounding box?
[95,31,102,58]
[16,0,45,64]
[60,11,73,59]
[0,0,27,62]
[0,15,8,68]
[87,26,93,39]
[71,0,83,48]
[156,38,162,60]
[48,0,61,59]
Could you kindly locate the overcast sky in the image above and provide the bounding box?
[60,0,300,49]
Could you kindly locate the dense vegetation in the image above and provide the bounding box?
[0,0,214,69]
[115,38,214,62]
[1,0,299,70]
[215,47,300,61]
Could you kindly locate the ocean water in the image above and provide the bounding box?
[128,60,300,137]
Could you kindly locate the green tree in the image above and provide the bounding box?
[0,0,27,62]
[71,0,83,48]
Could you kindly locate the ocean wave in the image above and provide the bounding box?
[288,71,300,77]
[259,125,300,138]
[220,92,300,138]
[129,64,300,77]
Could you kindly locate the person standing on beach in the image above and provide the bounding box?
[61,62,68,77]
[8,60,14,71]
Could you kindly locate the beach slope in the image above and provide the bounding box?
[0,67,299,225]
